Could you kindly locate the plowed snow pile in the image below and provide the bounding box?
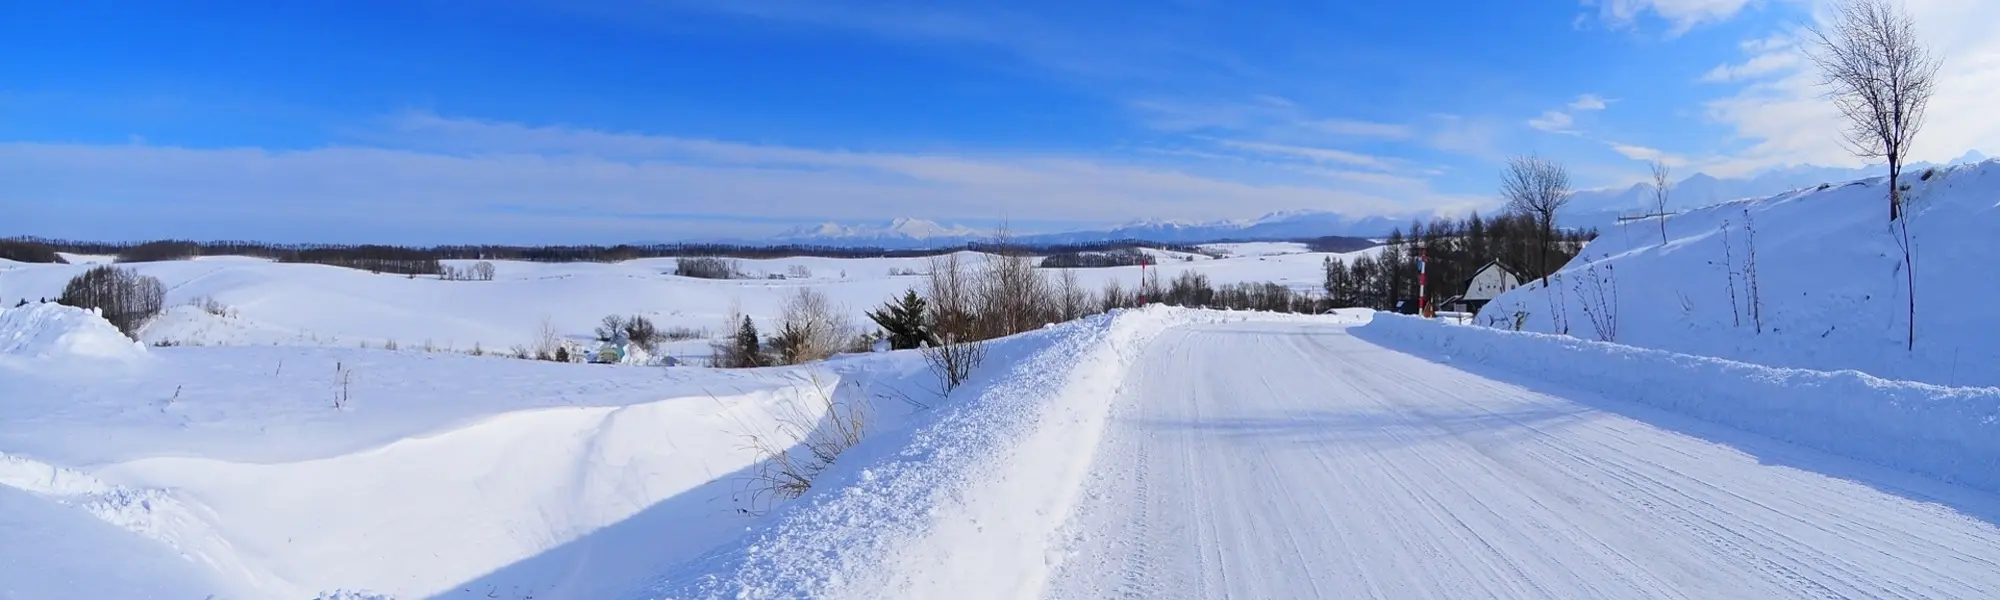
[0,303,148,364]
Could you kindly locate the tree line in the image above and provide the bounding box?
[4,236,1243,266]
[1324,211,1597,312]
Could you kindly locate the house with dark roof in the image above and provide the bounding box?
[1444,260,1522,313]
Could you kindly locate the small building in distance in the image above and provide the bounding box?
[1446,260,1523,313]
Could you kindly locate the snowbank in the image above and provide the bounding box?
[1488,160,2000,387]
[644,307,1315,599]
[1354,314,2000,495]
[0,303,148,364]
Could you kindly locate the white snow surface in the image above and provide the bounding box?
[0,303,149,364]
[0,250,1354,355]
[1043,318,2000,599]
[1487,159,2000,388]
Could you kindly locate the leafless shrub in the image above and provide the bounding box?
[1055,268,1092,321]
[887,267,922,277]
[58,265,165,339]
[974,230,1057,338]
[922,253,986,393]
[1742,210,1765,334]
[742,375,867,509]
[533,317,562,361]
[786,264,813,279]
[768,287,853,365]
[1574,263,1620,342]
[1543,273,1570,336]
[190,295,237,319]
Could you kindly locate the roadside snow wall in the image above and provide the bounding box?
[0,303,148,363]
[1354,314,2000,495]
[645,306,1257,599]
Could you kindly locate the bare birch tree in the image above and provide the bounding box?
[1807,0,1938,350]
[1500,154,1572,283]
[1651,160,1672,245]
[1807,0,1939,223]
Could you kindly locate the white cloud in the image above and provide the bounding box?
[1211,139,1395,170]
[1583,0,1768,35]
[1569,94,1610,111]
[1528,110,1577,133]
[5,115,1487,242]
[1697,0,2000,175]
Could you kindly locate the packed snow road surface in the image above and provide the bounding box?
[1047,321,2000,599]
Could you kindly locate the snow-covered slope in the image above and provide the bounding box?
[1489,159,2000,388]
[1562,151,1992,230]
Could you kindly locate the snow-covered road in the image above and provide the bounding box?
[1047,321,2000,599]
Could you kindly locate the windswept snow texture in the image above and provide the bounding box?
[1046,319,2000,600]
[1488,159,2000,388]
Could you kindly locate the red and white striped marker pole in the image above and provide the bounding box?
[1418,245,1429,317]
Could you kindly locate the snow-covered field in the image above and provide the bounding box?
[8,174,2000,599]
[0,247,1371,359]
[1487,160,2000,388]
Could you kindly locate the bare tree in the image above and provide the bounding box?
[1500,154,1573,283]
[1651,160,1672,245]
[922,252,986,393]
[1807,0,1937,351]
[1808,0,1939,223]
[770,287,853,364]
[1055,268,1091,322]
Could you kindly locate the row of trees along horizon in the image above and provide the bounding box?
[0,236,1374,274]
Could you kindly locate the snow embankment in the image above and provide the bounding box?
[644,307,1306,599]
[0,303,148,364]
[1354,314,2000,495]
[1486,160,2000,388]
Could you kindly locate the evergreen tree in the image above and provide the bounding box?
[868,289,935,350]
[731,315,765,368]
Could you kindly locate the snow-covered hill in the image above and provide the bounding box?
[0,249,1369,357]
[1488,159,2000,388]
[1562,151,1991,231]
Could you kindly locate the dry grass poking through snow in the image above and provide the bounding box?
[738,373,869,512]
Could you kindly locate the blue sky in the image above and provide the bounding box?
[5,0,1995,243]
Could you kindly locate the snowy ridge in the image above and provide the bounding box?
[643,307,1264,599]
[1353,315,2000,495]
[0,303,149,364]
[1490,159,2000,388]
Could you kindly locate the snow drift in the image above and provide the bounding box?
[1354,315,2000,496]
[1485,159,2000,388]
[0,303,148,364]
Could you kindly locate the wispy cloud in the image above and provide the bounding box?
[1528,110,1577,133]
[1569,94,1610,111]
[5,114,1491,242]
[1581,0,1770,35]
[1695,0,2000,176]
